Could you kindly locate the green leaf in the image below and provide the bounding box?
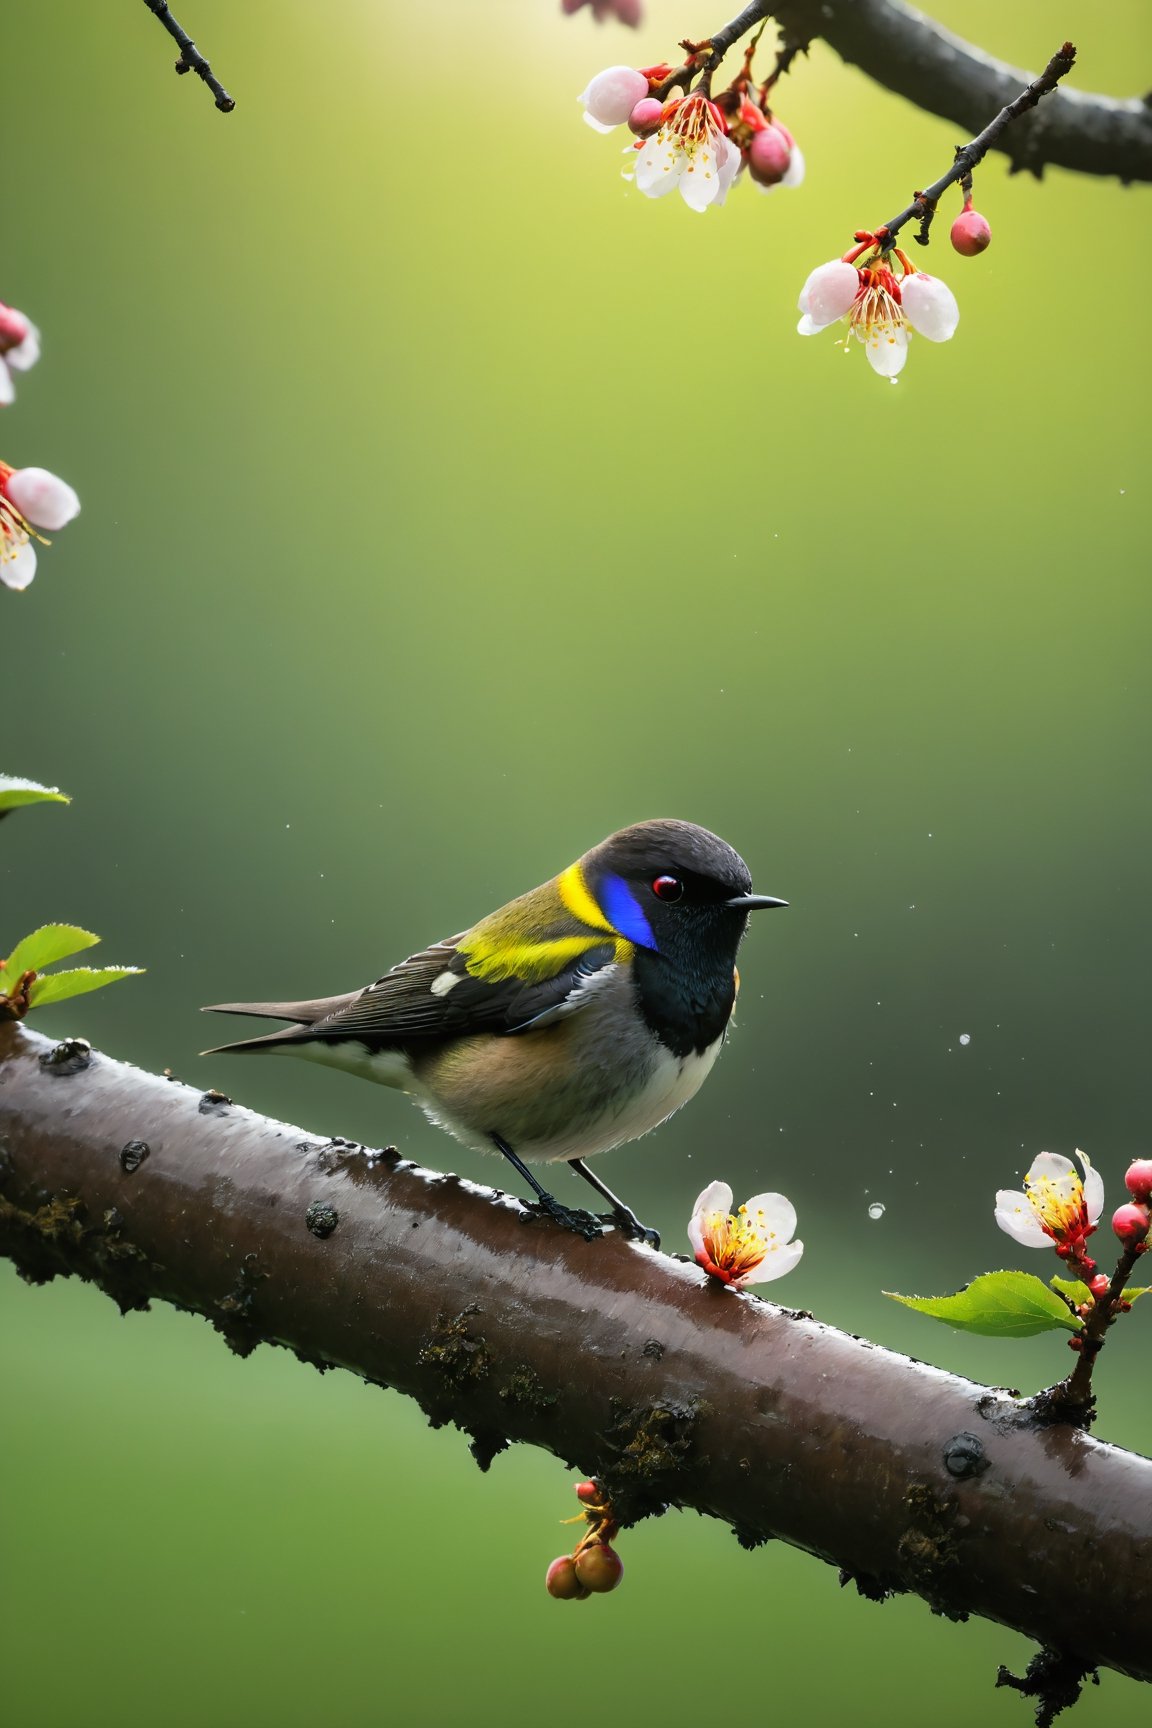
[0,775,70,814]
[1050,1276,1092,1308]
[27,967,144,1007]
[1125,1287,1150,1304]
[4,924,100,979]
[884,1270,1082,1337]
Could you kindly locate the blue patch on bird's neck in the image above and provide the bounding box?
[598,873,657,950]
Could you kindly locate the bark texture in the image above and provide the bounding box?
[766,0,1152,183]
[1,1022,1149,1684]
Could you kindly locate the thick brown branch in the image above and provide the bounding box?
[701,0,1152,183]
[2,1022,1150,1685]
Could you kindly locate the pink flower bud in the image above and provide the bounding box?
[1112,1202,1151,1245]
[574,1480,600,1504]
[574,1542,624,1593]
[747,126,791,187]
[627,96,663,136]
[1124,1159,1152,1202]
[950,206,992,257]
[546,1556,591,1600]
[2,467,81,533]
[579,66,650,132]
[1089,1274,1111,1297]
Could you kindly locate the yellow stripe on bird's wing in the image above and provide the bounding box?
[458,933,612,985]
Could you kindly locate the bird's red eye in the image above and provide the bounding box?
[652,875,684,903]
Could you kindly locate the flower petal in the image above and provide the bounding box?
[862,322,908,377]
[633,134,680,196]
[687,1179,733,1256]
[0,361,13,407]
[1027,1152,1076,1188]
[901,272,959,343]
[742,1191,797,1246]
[0,539,37,590]
[712,136,742,208]
[780,142,805,188]
[580,66,649,130]
[994,1189,1051,1248]
[6,323,40,371]
[737,1238,804,1285]
[1077,1150,1105,1225]
[798,260,859,322]
[678,141,724,212]
[4,467,81,532]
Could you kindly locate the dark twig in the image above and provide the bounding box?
[141,0,235,112]
[876,43,1076,248]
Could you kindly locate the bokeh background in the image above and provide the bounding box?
[2,2,1149,1724]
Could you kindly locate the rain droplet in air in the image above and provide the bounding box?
[959,1033,971,1046]
[867,1202,886,1221]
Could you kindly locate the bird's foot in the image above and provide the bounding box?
[525,1195,604,1241]
[606,1206,661,1250]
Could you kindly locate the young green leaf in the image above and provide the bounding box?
[27,967,145,1008]
[1124,1287,1150,1304]
[4,925,100,979]
[1050,1276,1092,1308]
[884,1270,1082,1337]
[0,776,70,814]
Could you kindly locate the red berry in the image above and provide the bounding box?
[950,207,991,256]
[1124,1159,1152,1202]
[1112,1202,1151,1245]
[628,97,664,137]
[574,1481,600,1504]
[546,1556,591,1600]
[574,1543,624,1594]
[747,125,791,186]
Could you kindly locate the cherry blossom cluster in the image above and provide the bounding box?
[797,239,959,380]
[545,1479,624,1601]
[579,54,803,215]
[0,295,82,592]
[688,1179,804,1288]
[996,1148,1150,1345]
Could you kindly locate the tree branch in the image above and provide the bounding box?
[2,1021,1150,1689]
[701,0,1152,183]
[141,0,236,113]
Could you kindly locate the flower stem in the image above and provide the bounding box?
[141,0,236,112]
[1033,1237,1147,1427]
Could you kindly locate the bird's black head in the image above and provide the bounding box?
[579,820,787,1056]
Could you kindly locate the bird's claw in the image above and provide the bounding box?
[525,1197,604,1241]
[608,1207,661,1250]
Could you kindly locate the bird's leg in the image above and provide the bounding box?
[490,1134,603,1242]
[567,1158,661,1249]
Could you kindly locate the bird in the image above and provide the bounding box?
[202,820,786,1245]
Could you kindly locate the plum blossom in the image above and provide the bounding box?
[0,303,40,408]
[563,0,643,24]
[728,99,805,195]
[797,250,959,378]
[0,463,81,592]
[688,1179,803,1287]
[633,95,740,212]
[995,1149,1104,1253]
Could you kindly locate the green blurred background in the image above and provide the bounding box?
[2,2,1149,1723]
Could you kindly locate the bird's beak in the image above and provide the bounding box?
[725,893,789,911]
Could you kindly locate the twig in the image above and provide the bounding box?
[141,0,235,113]
[876,44,1077,248]
[2,1020,1152,1686]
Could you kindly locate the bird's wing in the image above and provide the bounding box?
[203,934,625,1050]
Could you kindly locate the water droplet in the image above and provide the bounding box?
[867,1202,885,1221]
[959,1033,971,1046]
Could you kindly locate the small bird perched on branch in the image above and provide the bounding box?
[202,820,786,1245]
